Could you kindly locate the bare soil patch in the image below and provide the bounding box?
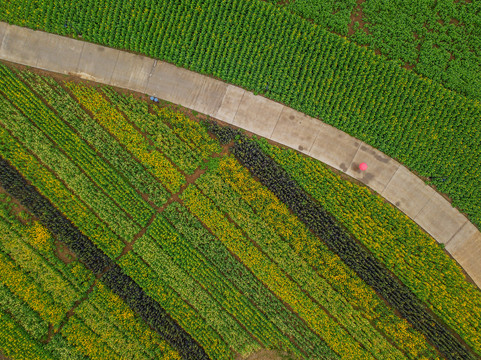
[348,0,368,36]
[238,349,298,360]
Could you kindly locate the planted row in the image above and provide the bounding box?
[68,281,180,360]
[152,106,221,160]
[232,137,475,360]
[0,93,140,242]
[16,70,169,207]
[163,202,337,359]
[101,87,203,175]
[196,168,414,359]
[215,155,440,359]
[0,156,207,359]
[117,251,231,360]
[259,139,481,354]
[134,232,260,357]
[0,125,125,258]
[67,82,186,194]
[0,64,153,226]
[0,190,179,360]
[2,0,480,228]
[143,215,300,357]
[0,308,53,360]
[181,184,373,359]
[101,264,210,360]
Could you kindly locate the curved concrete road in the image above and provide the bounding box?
[0,22,480,288]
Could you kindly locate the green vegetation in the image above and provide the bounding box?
[0,191,180,360]
[1,0,480,232]
[269,0,481,100]
[258,139,481,353]
[0,64,479,359]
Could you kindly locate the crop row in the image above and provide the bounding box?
[0,280,87,360]
[142,215,302,357]
[61,314,123,360]
[0,216,79,317]
[88,282,181,360]
[0,206,91,359]
[113,253,219,360]
[101,262,213,360]
[0,281,48,341]
[269,0,481,100]
[0,125,125,258]
[0,64,153,226]
[70,282,180,360]
[0,155,208,359]
[0,93,141,242]
[0,190,180,360]
[134,232,258,356]
[66,82,186,194]
[215,155,440,359]
[16,70,169,207]
[0,190,95,294]
[2,0,479,228]
[0,153,113,272]
[163,201,336,359]
[134,232,259,356]
[101,87,204,175]
[259,139,481,354]
[181,183,375,359]
[74,300,150,359]
[0,247,66,328]
[0,308,53,360]
[232,137,475,360]
[0,189,92,332]
[152,106,221,160]
[196,167,419,359]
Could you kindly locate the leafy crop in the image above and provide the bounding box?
[1,0,480,229]
[259,139,481,354]
[67,83,186,195]
[101,87,205,175]
[1,64,480,359]
[16,71,170,208]
[271,0,481,100]
[163,202,337,359]
[232,137,475,360]
[0,156,204,360]
[214,156,441,359]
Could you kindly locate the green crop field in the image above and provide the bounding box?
[1,0,480,233]
[0,63,480,359]
[0,0,481,359]
[267,0,481,100]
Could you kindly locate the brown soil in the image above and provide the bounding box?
[0,186,32,224]
[55,239,77,264]
[348,0,368,36]
[238,349,299,360]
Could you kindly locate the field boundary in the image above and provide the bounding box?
[0,22,479,288]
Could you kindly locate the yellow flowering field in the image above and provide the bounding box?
[0,62,479,359]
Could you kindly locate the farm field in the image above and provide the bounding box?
[0,63,480,359]
[1,0,480,235]
[267,0,481,100]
